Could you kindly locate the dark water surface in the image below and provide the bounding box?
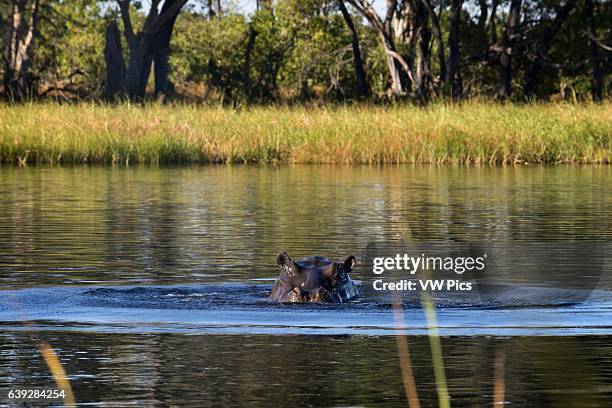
[1,166,611,406]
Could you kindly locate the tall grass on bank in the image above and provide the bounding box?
[0,102,610,165]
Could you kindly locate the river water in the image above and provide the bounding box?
[0,166,610,406]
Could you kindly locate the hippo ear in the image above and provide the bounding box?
[343,255,356,271]
[277,252,292,266]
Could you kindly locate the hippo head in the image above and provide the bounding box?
[272,252,359,303]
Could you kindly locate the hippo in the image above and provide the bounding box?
[270,252,359,303]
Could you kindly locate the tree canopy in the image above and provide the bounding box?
[0,0,610,103]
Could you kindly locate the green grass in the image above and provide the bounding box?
[0,102,610,165]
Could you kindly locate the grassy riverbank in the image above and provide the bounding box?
[1,102,610,165]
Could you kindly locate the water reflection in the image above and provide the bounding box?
[1,332,611,407]
[1,166,611,406]
[0,166,609,288]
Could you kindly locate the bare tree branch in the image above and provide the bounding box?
[386,48,415,84]
[588,32,612,52]
[22,0,40,52]
[346,0,416,94]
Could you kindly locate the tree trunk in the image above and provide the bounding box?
[124,41,154,99]
[256,0,272,10]
[382,0,408,95]
[447,0,463,99]
[523,0,576,97]
[153,0,182,97]
[243,25,257,102]
[477,0,487,30]
[3,0,40,101]
[345,0,413,96]
[490,0,499,50]
[382,33,406,95]
[338,0,370,99]
[108,0,187,100]
[420,0,446,86]
[104,21,126,98]
[413,0,432,101]
[586,0,603,101]
[207,0,215,20]
[215,0,221,21]
[497,0,522,100]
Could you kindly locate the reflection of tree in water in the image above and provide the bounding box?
[144,177,180,281]
[3,171,35,284]
[0,166,609,288]
[505,336,612,407]
[4,169,111,286]
[2,332,612,406]
[103,169,142,280]
[241,166,385,280]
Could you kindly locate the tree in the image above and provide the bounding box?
[346,0,414,96]
[37,0,106,98]
[104,20,125,96]
[496,0,523,100]
[412,0,433,100]
[522,0,576,98]
[105,0,188,99]
[420,0,446,90]
[447,0,464,99]
[170,11,251,103]
[2,0,610,102]
[206,0,221,20]
[2,0,41,100]
[337,0,370,98]
[585,0,603,101]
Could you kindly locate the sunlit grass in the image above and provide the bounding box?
[494,350,506,406]
[39,341,76,406]
[0,101,610,165]
[392,300,421,408]
[420,292,450,408]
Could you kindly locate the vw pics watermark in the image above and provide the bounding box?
[371,252,486,291]
[361,240,607,303]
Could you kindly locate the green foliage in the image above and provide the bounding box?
[171,1,366,104]
[35,0,107,97]
[1,0,610,102]
[171,12,249,101]
[277,1,360,100]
